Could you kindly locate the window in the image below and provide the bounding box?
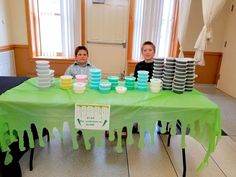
[37,0,62,56]
[132,0,176,61]
[27,0,81,58]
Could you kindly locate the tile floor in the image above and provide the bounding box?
[19,85,236,177]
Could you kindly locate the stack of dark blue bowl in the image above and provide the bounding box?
[162,57,175,90]
[185,58,195,91]
[153,57,165,79]
[172,58,188,94]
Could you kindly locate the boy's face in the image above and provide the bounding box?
[142,44,155,61]
[76,50,88,65]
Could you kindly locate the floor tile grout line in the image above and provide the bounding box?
[200,144,227,177]
[229,135,236,142]
[159,134,179,177]
[124,140,131,177]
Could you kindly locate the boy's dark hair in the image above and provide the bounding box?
[141,41,156,53]
[74,46,89,56]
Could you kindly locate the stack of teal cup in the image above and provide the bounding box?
[137,70,149,91]
[108,76,119,89]
[125,76,135,90]
[89,68,101,89]
[99,81,112,94]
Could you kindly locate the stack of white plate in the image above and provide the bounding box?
[35,60,52,88]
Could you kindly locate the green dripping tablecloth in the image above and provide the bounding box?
[0,78,221,171]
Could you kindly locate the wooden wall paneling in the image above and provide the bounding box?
[127,61,137,75]
[13,45,31,76]
[12,45,75,77]
[184,51,223,84]
[0,45,14,52]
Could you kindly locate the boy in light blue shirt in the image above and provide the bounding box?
[65,46,94,78]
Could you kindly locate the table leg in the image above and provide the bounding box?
[182,148,186,177]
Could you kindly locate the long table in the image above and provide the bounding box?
[0,78,221,171]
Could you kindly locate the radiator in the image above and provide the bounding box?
[0,50,16,76]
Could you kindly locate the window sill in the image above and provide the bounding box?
[128,60,138,64]
[30,56,75,64]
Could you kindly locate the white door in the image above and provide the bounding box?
[85,0,129,78]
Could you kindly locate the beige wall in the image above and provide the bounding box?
[217,0,236,98]
[0,0,27,46]
[0,0,12,45]
[3,0,228,50]
[183,0,228,52]
[8,0,28,45]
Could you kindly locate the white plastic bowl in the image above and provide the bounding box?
[37,77,51,82]
[115,86,127,94]
[76,74,87,80]
[73,82,86,89]
[36,65,50,69]
[35,60,49,65]
[150,86,161,93]
[36,69,50,74]
[60,75,73,80]
[37,81,51,88]
[37,73,51,78]
[150,78,162,84]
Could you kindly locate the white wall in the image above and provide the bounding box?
[0,0,12,45]
[183,0,228,52]
[217,0,236,98]
[0,50,16,76]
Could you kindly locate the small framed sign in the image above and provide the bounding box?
[75,104,110,130]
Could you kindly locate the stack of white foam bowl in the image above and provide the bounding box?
[35,60,52,88]
[150,78,162,93]
[73,82,86,93]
